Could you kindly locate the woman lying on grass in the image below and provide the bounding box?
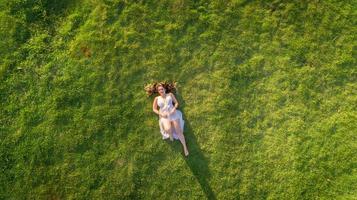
[145,81,189,156]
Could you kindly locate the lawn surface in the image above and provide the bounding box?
[1,0,356,199]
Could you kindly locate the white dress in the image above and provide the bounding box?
[157,94,184,140]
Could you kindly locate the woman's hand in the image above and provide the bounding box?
[169,107,176,115]
[160,112,168,118]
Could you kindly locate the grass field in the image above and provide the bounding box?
[0,0,356,199]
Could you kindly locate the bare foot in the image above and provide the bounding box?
[184,149,189,157]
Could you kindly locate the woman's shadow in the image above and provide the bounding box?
[165,94,216,200]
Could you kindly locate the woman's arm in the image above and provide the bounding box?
[169,93,179,114]
[153,97,161,116]
[170,93,179,108]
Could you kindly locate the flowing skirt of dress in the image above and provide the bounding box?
[159,109,184,140]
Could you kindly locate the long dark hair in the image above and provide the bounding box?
[144,81,177,97]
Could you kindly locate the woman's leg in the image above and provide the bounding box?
[171,119,189,156]
[162,118,173,141]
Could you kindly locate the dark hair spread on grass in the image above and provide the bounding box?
[144,81,177,97]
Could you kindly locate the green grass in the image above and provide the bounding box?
[0,0,356,199]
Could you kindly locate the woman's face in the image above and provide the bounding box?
[157,86,165,95]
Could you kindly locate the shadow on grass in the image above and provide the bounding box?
[165,95,216,200]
